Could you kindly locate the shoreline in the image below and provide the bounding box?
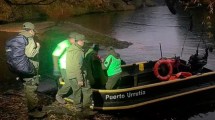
[0,21,132,49]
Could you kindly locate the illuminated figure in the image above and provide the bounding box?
[52,32,77,104]
[103,46,123,90]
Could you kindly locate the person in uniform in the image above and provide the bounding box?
[52,32,77,104]
[66,33,92,111]
[85,44,103,88]
[102,46,123,89]
[6,22,40,111]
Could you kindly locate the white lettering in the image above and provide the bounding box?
[105,90,146,100]
[105,94,125,100]
[127,90,146,98]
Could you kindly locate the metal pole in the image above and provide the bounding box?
[159,43,163,58]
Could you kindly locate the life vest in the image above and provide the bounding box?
[153,59,175,81]
[104,55,122,77]
[169,72,192,80]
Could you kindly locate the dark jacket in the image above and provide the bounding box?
[5,35,36,77]
[85,48,101,86]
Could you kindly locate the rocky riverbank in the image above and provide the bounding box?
[0,1,156,119]
[0,80,97,119]
[0,19,132,120]
[0,21,132,48]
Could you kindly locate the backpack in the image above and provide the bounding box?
[5,35,36,77]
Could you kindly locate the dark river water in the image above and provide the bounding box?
[69,6,215,120]
[70,6,215,71]
[1,6,215,120]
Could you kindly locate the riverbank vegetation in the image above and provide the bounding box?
[165,0,215,43]
[0,0,158,23]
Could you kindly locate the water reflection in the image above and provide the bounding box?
[70,6,215,71]
[0,5,215,120]
[69,6,215,120]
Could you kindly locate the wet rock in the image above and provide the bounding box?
[39,21,132,49]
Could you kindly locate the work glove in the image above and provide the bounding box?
[53,69,60,77]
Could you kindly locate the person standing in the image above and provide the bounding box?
[103,46,123,90]
[52,32,76,104]
[85,44,103,88]
[66,33,92,111]
[5,22,40,111]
